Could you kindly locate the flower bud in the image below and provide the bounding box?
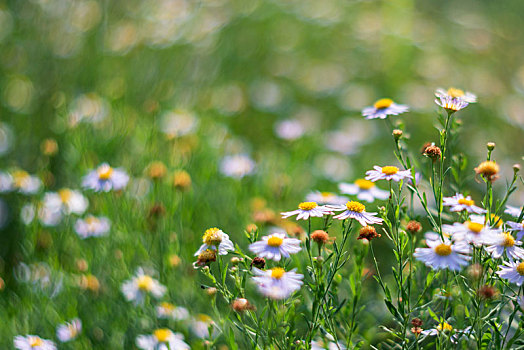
[231,298,255,313]
[357,226,380,241]
[406,220,422,234]
[474,161,499,182]
[486,142,496,151]
[311,230,331,245]
[513,164,521,173]
[393,129,403,140]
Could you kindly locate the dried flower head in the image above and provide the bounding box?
[406,220,422,234]
[231,298,255,313]
[194,249,217,267]
[357,226,381,241]
[251,257,266,269]
[475,161,499,181]
[173,170,192,190]
[477,285,499,300]
[147,161,167,179]
[41,138,58,156]
[467,263,483,280]
[423,144,442,161]
[411,318,423,327]
[311,230,331,245]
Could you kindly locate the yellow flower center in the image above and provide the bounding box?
[298,202,318,211]
[447,88,465,98]
[271,267,286,279]
[502,233,515,247]
[435,244,452,256]
[320,192,334,198]
[68,324,79,337]
[267,236,284,247]
[203,227,223,246]
[59,189,72,203]
[491,214,502,228]
[160,302,175,311]
[374,98,393,109]
[355,178,375,190]
[437,322,453,332]
[381,166,399,175]
[466,221,483,234]
[97,165,113,180]
[137,275,154,291]
[12,170,29,187]
[154,328,172,342]
[29,337,43,347]
[346,201,365,213]
[517,262,524,276]
[457,198,474,206]
[197,314,212,323]
[85,216,99,226]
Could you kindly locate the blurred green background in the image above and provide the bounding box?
[0,0,523,348]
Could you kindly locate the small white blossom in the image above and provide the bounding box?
[443,193,486,214]
[362,98,408,120]
[56,319,82,343]
[82,163,129,192]
[281,202,333,220]
[74,215,111,239]
[252,267,303,299]
[121,268,166,304]
[414,237,470,271]
[328,201,382,226]
[249,233,301,261]
[339,179,389,203]
[14,335,56,350]
[496,260,524,286]
[194,227,234,256]
[365,166,412,182]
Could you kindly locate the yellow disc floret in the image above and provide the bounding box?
[271,267,286,279]
[137,275,154,291]
[154,328,172,342]
[490,214,502,228]
[97,165,113,180]
[437,322,453,332]
[374,98,393,109]
[58,189,72,203]
[160,302,175,311]
[457,198,474,206]
[346,201,365,213]
[299,202,318,211]
[447,88,465,98]
[12,170,29,187]
[29,337,43,347]
[203,227,223,246]
[466,221,483,234]
[502,233,515,247]
[355,179,375,190]
[435,244,452,256]
[267,236,284,247]
[381,166,399,175]
[517,262,524,276]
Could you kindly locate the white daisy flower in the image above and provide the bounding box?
[434,95,469,112]
[305,191,348,205]
[14,335,56,350]
[485,232,524,262]
[365,166,413,182]
[1,170,42,195]
[469,213,504,229]
[496,260,524,286]
[443,220,500,246]
[249,233,301,261]
[156,302,189,321]
[421,321,454,336]
[414,237,470,271]
[56,318,82,342]
[37,203,63,227]
[74,215,110,239]
[191,314,215,339]
[43,189,88,215]
[121,268,166,304]
[362,98,409,120]
[422,323,473,344]
[136,329,189,350]
[435,87,477,103]
[281,202,334,220]
[219,154,255,179]
[328,201,383,226]
[274,119,305,140]
[82,163,129,192]
[194,227,234,256]
[507,221,524,240]
[443,193,486,214]
[252,267,303,300]
[338,179,389,203]
[505,205,523,218]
